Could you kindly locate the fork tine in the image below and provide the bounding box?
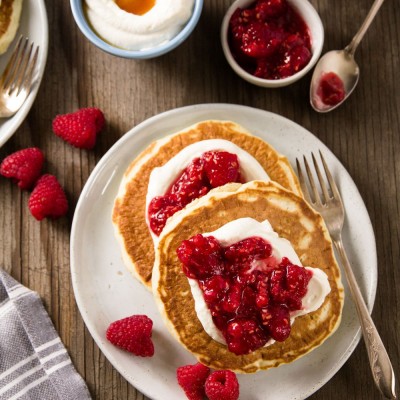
[4,37,28,91]
[303,155,322,205]
[296,158,313,205]
[312,152,330,204]
[1,36,24,89]
[12,42,34,95]
[20,46,39,95]
[319,151,342,202]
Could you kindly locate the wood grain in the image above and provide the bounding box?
[0,0,398,398]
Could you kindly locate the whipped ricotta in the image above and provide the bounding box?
[85,0,194,51]
[146,139,270,240]
[188,218,331,346]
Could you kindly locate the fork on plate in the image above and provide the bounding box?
[0,36,39,118]
[296,152,397,399]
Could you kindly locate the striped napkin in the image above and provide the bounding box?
[0,269,92,400]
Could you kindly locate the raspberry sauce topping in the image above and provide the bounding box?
[177,235,312,355]
[317,72,346,106]
[228,0,312,80]
[148,151,241,236]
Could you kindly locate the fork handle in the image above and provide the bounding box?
[334,237,397,399]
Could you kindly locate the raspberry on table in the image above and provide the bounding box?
[205,370,239,400]
[28,174,68,221]
[52,107,105,149]
[106,315,154,357]
[0,147,44,189]
[176,362,210,400]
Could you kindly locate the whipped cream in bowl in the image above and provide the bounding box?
[71,0,203,58]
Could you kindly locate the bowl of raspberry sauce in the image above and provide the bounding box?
[221,0,324,88]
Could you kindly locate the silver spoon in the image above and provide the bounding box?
[310,0,385,112]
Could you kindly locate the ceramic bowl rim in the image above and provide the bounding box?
[220,0,325,87]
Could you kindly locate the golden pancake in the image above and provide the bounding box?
[113,120,302,289]
[0,0,23,55]
[153,180,344,373]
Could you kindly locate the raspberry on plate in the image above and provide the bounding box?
[28,174,68,221]
[0,147,44,189]
[176,362,210,400]
[205,370,239,400]
[52,107,105,149]
[106,315,154,357]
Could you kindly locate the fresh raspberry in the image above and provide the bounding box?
[52,107,105,149]
[28,174,68,221]
[176,362,210,400]
[205,370,239,400]
[0,147,44,189]
[106,315,154,357]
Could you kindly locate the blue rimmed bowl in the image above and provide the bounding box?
[70,0,203,59]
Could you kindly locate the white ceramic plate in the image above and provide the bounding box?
[70,104,377,400]
[0,0,48,147]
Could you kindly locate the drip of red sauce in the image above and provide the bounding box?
[228,0,312,80]
[148,151,242,236]
[317,72,346,106]
[177,235,313,355]
[115,0,155,16]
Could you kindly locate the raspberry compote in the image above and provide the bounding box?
[317,72,346,106]
[228,0,312,80]
[177,234,313,355]
[148,151,241,236]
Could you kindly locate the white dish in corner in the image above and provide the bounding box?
[0,0,48,147]
[70,104,377,400]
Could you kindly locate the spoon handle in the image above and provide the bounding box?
[345,0,385,56]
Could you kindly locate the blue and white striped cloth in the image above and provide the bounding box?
[0,269,91,400]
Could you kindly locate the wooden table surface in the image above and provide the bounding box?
[1,0,399,399]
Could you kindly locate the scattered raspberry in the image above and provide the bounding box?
[52,107,105,149]
[106,315,154,357]
[0,147,44,189]
[177,362,210,400]
[205,370,239,400]
[28,174,68,221]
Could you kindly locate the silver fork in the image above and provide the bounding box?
[296,152,397,399]
[0,36,39,118]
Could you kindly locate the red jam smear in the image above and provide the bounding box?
[228,0,312,80]
[177,235,313,355]
[317,72,346,106]
[148,151,241,236]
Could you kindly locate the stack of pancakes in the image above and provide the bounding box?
[112,120,344,372]
[0,0,23,55]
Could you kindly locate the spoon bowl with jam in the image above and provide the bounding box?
[310,0,385,112]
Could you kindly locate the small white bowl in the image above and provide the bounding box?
[221,0,324,88]
[71,0,203,59]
